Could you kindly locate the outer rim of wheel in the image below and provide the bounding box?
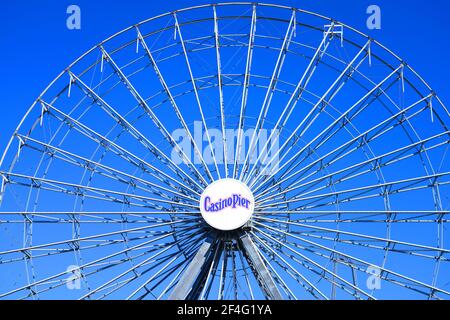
[0,2,448,300]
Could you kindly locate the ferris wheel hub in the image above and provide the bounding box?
[199,178,254,231]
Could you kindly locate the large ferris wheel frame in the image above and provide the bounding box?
[0,2,449,300]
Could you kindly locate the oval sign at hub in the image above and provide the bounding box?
[200,179,255,231]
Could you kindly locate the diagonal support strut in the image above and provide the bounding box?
[169,234,217,300]
[239,233,283,300]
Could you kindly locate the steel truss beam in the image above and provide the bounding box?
[168,234,217,300]
[239,233,283,300]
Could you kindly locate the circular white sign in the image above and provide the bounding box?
[200,179,255,231]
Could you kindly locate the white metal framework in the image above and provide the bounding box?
[0,3,449,300]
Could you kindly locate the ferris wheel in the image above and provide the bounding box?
[0,3,449,300]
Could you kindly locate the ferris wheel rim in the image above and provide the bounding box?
[0,2,449,300]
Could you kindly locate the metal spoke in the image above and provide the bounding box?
[213,6,228,178]
[233,4,257,179]
[68,71,209,189]
[239,10,296,181]
[17,134,199,204]
[251,231,328,299]
[239,232,283,300]
[253,94,436,198]
[255,222,450,297]
[251,64,404,188]
[254,217,450,254]
[256,130,448,204]
[252,225,375,299]
[246,26,366,184]
[0,219,193,256]
[40,100,203,195]
[257,172,450,210]
[1,171,199,210]
[173,14,220,180]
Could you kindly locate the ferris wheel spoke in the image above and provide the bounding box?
[1,171,199,211]
[245,35,371,186]
[40,100,203,196]
[255,221,450,298]
[231,248,239,300]
[255,210,449,215]
[81,244,176,300]
[234,239,255,300]
[291,176,445,214]
[84,233,210,301]
[250,231,328,300]
[140,262,188,300]
[254,235,367,301]
[199,240,224,300]
[212,6,229,178]
[253,213,449,224]
[0,213,201,230]
[99,46,215,183]
[253,217,450,256]
[252,225,375,299]
[247,41,374,188]
[0,220,191,257]
[83,231,205,301]
[288,230,448,261]
[255,92,432,200]
[0,229,179,299]
[0,211,200,218]
[291,239,445,299]
[0,223,203,270]
[242,23,335,183]
[16,134,200,205]
[196,239,221,300]
[262,229,366,299]
[280,237,424,299]
[16,240,175,300]
[29,231,204,301]
[0,230,187,265]
[256,172,450,211]
[238,10,297,181]
[217,240,227,300]
[67,71,208,191]
[173,14,221,180]
[250,64,404,190]
[261,234,364,300]
[254,93,435,198]
[256,131,449,204]
[233,4,257,179]
[134,248,201,301]
[257,79,400,192]
[96,277,137,300]
[149,239,208,299]
[157,255,193,300]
